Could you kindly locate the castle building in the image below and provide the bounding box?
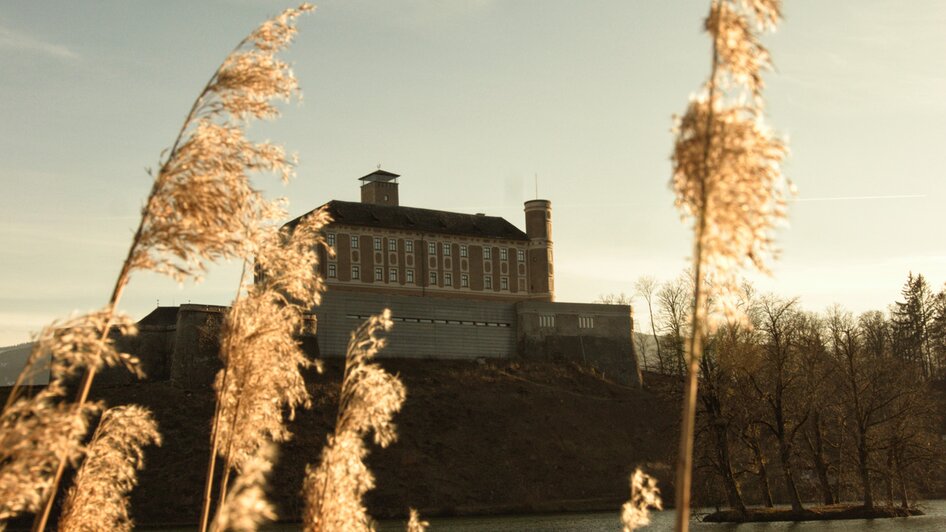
[286,169,554,302]
[74,169,641,391]
[279,169,642,386]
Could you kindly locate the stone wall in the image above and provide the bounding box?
[313,291,517,360]
[117,296,641,390]
[516,301,642,387]
[168,304,228,389]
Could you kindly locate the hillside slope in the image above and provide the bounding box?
[81,359,678,526]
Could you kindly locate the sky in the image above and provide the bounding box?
[1,0,944,345]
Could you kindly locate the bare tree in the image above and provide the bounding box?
[794,311,838,506]
[634,277,666,374]
[743,296,807,513]
[657,276,691,378]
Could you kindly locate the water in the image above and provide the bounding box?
[374,500,946,531]
[150,501,946,530]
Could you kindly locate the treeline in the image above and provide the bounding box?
[632,273,946,511]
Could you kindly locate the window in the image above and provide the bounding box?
[389,268,398,282]
[429,271,437,284]
[460,245,468,257]
[579,316,595,329]
[461,274,469,287]
[485,276,492,289]
[374,237,382,251]
[500,248,508,261]
[375,267,383,281]
[517,249,525,262]
[539,314,555,328]
[406,269,414,284]
[443,243,451,256]
[500,276,508,290]
[327,233,336,247]
[428,242,436,255]
[328,263,336,278]
[406,240,413,253]
[445,272,453,285]
[388,238,397,251]
[351,266,360,279]
[484,247,492,260]
[351,236,359,249]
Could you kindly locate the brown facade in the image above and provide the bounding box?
[291,171,553,302]
[321,224,544,301]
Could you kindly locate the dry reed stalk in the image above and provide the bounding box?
[405,509,428,532]
[209,445,278,532]
[669,1,789,530]
[203,210,332,531]
[58,406,161,532]
[0,383,100,528]
[0,4,316,530]
[621,469,663,531]
[0,310,141,527]
[302,311,407,532]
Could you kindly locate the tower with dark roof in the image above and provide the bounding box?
[359,169,400,206]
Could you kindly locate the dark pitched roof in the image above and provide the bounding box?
[358,169,400,182]
[287,200,529,241]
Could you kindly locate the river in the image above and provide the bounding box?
[375,500,946,531]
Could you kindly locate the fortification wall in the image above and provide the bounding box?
[314,291,517,359]
[168,304,228,389]
[115,296,641,390]
[517,301,642,387]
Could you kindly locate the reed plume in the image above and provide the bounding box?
[405,509,429,532]
[0,311,140,526]
[670,1,789,529]
[210,445,278,532]
[0,4,315,529]
[620,469,662,532]
[0,383,99,528]
[130,3,315,281]
[302,311,407,532]
[58,406,161,532]
[201,211,331,530]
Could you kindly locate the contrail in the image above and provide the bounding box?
[793,194,926,202]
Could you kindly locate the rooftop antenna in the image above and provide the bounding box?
[534,173,538,199]
[377,163,382,170]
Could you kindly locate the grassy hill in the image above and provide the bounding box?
[68,359,680,526]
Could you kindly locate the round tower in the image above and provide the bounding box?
[524,199,553,301]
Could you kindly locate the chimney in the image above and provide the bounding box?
[359,169,400,206]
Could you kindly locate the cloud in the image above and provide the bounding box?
[0,24,78,60]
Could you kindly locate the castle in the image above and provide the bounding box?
[112,169,642,389]
[281,170,641,385]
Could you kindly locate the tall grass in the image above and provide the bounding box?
[200,210,331,531]
[670,1,789,530]
[58,405,161,531]
[302,311,412,531]
[0,4,315,531]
